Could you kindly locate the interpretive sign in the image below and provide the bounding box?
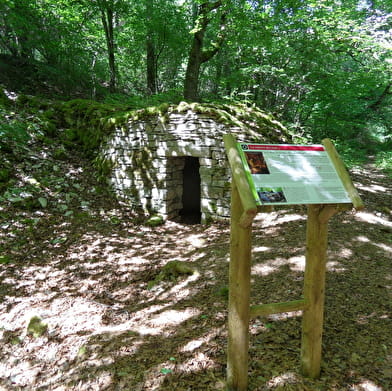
[237,143,352,206]
[224,135,364,391]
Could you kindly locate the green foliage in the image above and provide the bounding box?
[145,214,165,227]
[333,139,370,169]
[333,137,392,178]
[0,0,390,162]
[0,94,31,148]
[0,94,55,159]
[0,88,11,107]
[148,260,196,289]
[103,90,184,109]
[27,316,48,338]
[1,185,44,211]
[215,285,229,300]
[0,255,12,265]
[160,368,173,375]
[160,260,195,278]
[0,114,31,145]
[0,169,11,183]
[51,99,125,155]
[0,107,32,170]
[375,150,392,176]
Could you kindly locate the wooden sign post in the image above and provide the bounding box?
[223,134,364,391]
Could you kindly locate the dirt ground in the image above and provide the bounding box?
[0,139,391,391]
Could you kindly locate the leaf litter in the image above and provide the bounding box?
[0,137,391,391]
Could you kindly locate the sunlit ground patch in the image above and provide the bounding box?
[349,379,384,391]
[355,211,392,227]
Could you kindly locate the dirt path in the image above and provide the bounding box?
[0,142,391,390]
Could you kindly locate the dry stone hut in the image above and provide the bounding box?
[98,102,291,223]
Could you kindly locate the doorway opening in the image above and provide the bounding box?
[180,157,201,224]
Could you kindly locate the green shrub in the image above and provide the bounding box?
[375,150,392,176]
[0,111,31,152]
[0,88,11,107]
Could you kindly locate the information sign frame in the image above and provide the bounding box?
[223,134,364,391]
[237,142,352,206]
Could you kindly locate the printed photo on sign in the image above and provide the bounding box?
[244,152,270,174]
[257,187,287,203]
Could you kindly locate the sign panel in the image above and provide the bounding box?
[238,143,352,206]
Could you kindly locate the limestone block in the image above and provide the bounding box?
[216,158,229,167]
[200,183,220,197]
[211,150,224,160]
[199,157,214,166]
[157,145,211,158]
[120,155,132,164]
[210,166,227,176]
[153,202,166,212]
[171,171,183,181]
[199,166,212,177]
[200,198,217,212]
[170,159,186,169]
[139,189,152,198]
[212,179,229,187]
[151,188,182,201]
[216,206,230,216]
[203,138,222,147]
[209,187,224,198]
[166,210,180,220]
[105,147,117,156]
[165,177,181,186]
[174,122,199,132]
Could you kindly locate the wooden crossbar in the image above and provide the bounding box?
[250,299,308,318]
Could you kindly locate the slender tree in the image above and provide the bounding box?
[96,0,117,92]
[183,0,229,101]
[146,0,157,94]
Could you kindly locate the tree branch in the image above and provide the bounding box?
[368,83,392,111]
[201,10,228,63]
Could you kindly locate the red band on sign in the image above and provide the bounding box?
[247,145,325,151]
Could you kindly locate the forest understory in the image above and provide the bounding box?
[0,134,391,391]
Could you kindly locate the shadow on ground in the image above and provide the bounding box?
[1,162,391,390]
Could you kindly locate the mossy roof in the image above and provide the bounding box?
[49,99,292,155]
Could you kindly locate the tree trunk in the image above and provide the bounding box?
[100,4,116,93]
[146,0,157,95]
[183,34,204,101]
[183,1,227,102]
[146,39,157,94]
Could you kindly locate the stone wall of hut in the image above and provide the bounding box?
[99,108,287,223]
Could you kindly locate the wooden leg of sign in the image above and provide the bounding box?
[227,182,253,391]
[301,204,338,378]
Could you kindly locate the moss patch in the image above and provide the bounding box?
[173,101,291,143]
[47,99,290,158]
[27,316,48,338]
[94,155,116,182]
[145,214,165,227]
[147,260,197,289]
[52,99,126,155]
[34,98,291,186]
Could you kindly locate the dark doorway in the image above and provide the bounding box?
[180,157,201,224]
